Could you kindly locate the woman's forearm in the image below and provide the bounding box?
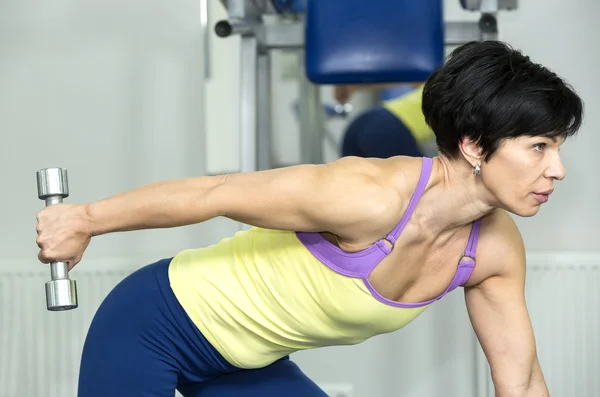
[524,362,550,397]
[85,175,226,236]
[494,360,549,397]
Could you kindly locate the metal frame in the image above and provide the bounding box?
[297,50,325,165]
[201,0,210,79]
[256,48,272,171]
[214,0,505,174]
[239,36,258,175]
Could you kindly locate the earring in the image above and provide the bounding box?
[473,164,481,176]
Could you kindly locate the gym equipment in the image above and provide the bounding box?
[460,0,518,12]
[305,0,444,85]
[213,0,518,171]
[36,167,78,311]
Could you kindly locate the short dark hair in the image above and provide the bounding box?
[422,41,584,161]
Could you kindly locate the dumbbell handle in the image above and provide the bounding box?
[37,168,78,311]
[44,195,69,280]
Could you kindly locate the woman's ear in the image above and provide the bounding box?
[458,136,483,168]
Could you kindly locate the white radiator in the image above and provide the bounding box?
[0,257,144,397]
[477,252,600,397]
[1,253,599,397]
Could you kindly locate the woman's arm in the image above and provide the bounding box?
[465,211,549,397]
[36,157,402,269]
[36,156,407,267]
[86,156,402,240]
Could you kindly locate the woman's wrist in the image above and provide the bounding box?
[83,201,108,237]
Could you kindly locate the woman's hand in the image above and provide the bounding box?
[36,203,93,270]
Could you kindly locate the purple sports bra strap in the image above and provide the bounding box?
[464,218,482,258]
[386,157,433,244]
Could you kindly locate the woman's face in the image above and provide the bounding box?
[480,135,566,217]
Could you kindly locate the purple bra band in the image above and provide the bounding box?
[296,157,481,308]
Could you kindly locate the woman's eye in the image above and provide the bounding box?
[533,143,546,151]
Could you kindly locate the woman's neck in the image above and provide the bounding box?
[414,156,498,233]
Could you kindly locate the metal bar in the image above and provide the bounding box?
[462,0,517,12]
[200,0,210,79]
[214,18,258,37]
[239,35,258,174]
[238,35,258,231]
[297,50,324,165]
[499,0,518,10]
[461,0,482,10]
[227,0,246,18]
[224,0,271,19]
[255,22,304,49]
[480,0,498,13]
[256,50,272,170]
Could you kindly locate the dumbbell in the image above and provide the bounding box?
[36,167,78,311]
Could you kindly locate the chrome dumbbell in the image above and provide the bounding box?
[36,167,78,311]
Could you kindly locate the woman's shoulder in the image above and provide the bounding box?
[465,209,526,286]
[327,155,425,199]
[321,155,425,244]
[364,155,426,186]
[478,209,524,251]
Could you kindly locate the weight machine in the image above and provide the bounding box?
[214,0,518,172]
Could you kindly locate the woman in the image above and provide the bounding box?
[36,41,583,397]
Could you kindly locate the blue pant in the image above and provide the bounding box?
[341,106,424,158]
[77,258,327,397]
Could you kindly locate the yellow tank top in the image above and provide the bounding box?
[168,227,429,369]
[382,84,434,145]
